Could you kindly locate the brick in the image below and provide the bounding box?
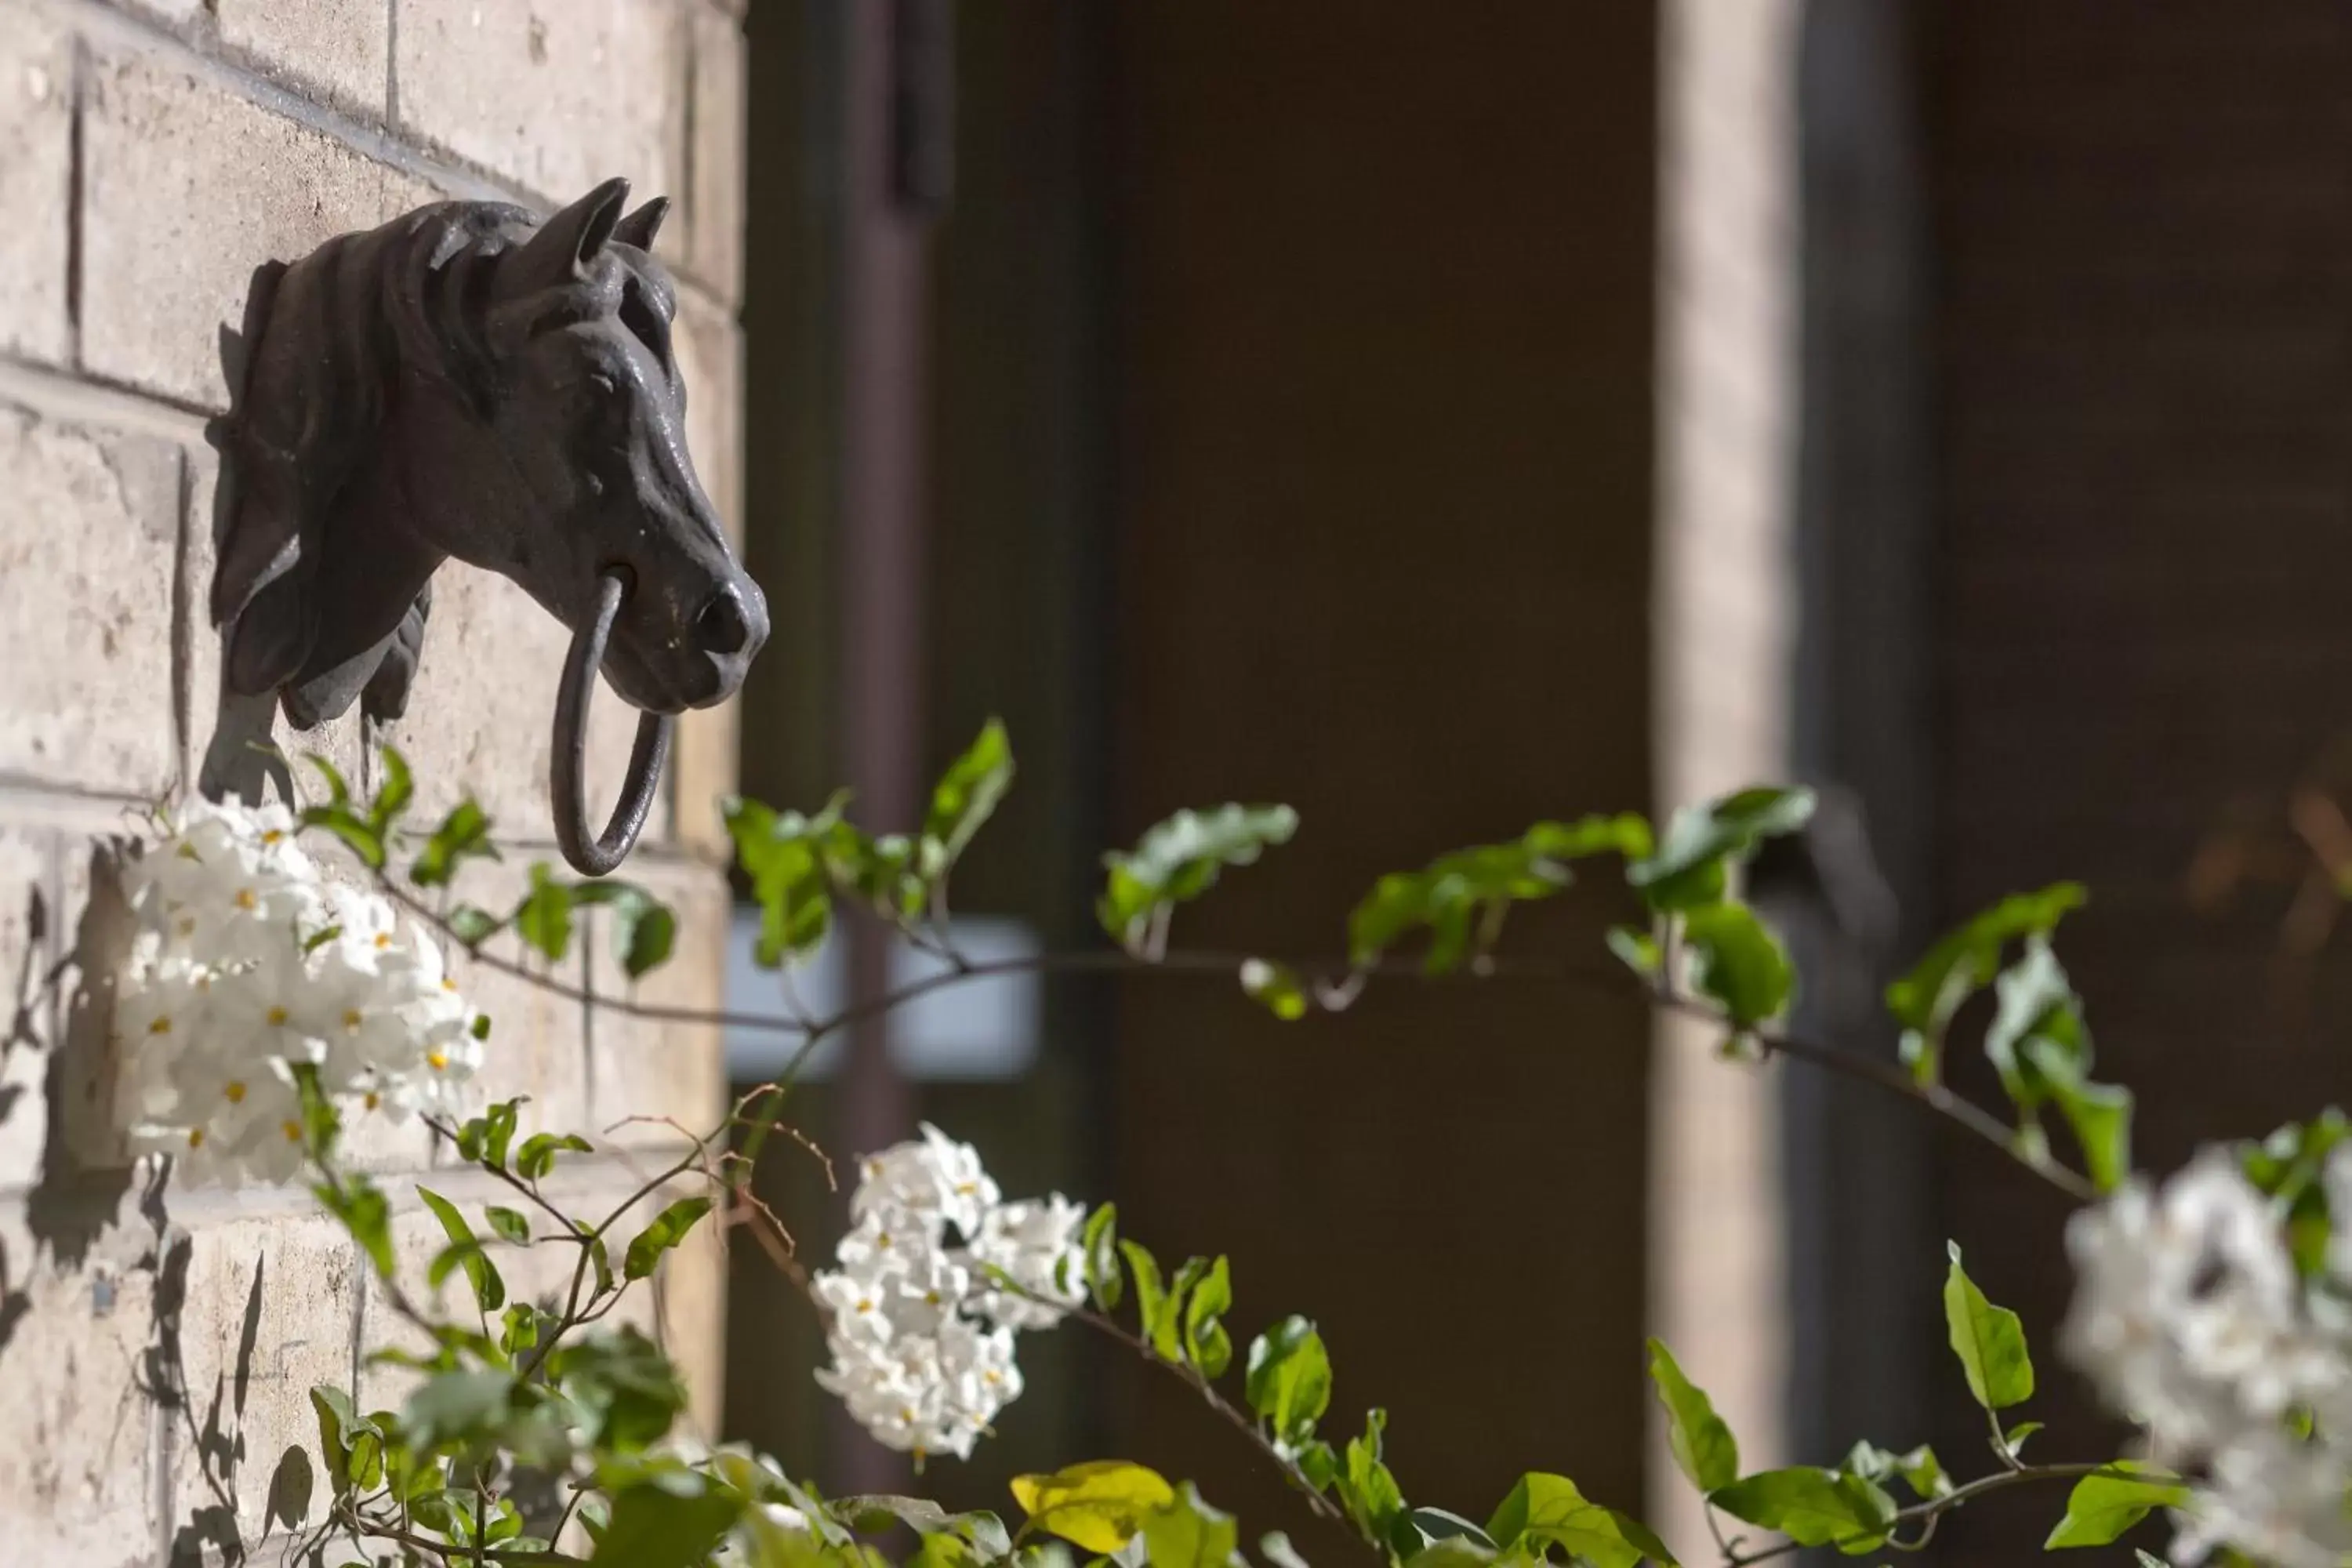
[683,4,745,302]
[667,288,746,859]
[0,1202,162,1566]
[183,446,368,818]
[585,859,726,1149]
[0,826,56,1189]
[80,47,401,408]
[370,561,669,849]
[162,1205,361,1547]
[393,0,687,207]
[0,6,71,364]
[217,0,392,118]
[0,399,183,796]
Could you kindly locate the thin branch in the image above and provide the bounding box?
[388,846,2092,1203]
[1718,1461,2140,1567]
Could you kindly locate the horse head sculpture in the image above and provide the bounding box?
[213,176,767,875]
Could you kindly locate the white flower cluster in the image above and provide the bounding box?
[2063,1148,2352,1568]
[812,1123,1088,1460]
[114,797,485,1186]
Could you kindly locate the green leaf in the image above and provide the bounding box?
[2038,1057,2133,1194]
[623,1196,713,1280]
[571,880,679,980]
[1944,1243,2034,1411]
[314,1175,395,1279]
[370,744,415,829]
[499,1303,542,1358]
[725,797,839,967]
[299,803,386,870]
[1348,822,1618,973]
[1120,1240,1169,1355]
[1486,1474,1676,1568]
[1182,1256,1234,1377]
[310,1385,378,1499]
[447,903,503,947]
[512,863,575,963]
[1708,1468,1895,1555]
[483,1206,532,1245]
[1606,925,1661,982]
[1010,1461,1175,1555]
[1628,787,1815,912]
[1260,1532,1313,1568]
[1681,902,1795,1029]
[1240,958,1312,1021]
[592,1477,742,1568]
[2044,1464,2187,1548]
[1142,1482,1238,1568]
[1082,1203,1123,1311]
[411,799,499,888]
[418,1186,505,1314]
[2003,1421,2044,1459]
[516,1131,594,1181]
[402,1368,516,1448]
[1245,1316,1333,1447]
[305,752,353,808]
[924,717,1016,869]
[1646,1338,1738,1493]
[1099,804,1299,952]
[1338,1408,1406,1544]
[1985,938,2090,1109]
[1841,1442,1949,1501]
[1886,884,2085,1082]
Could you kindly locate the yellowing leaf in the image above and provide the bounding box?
[1010,1461,1174,1554]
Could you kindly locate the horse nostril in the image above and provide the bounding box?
[695,586,754,656]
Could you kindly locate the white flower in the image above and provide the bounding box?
[2171,1428,2352,1568]
[811,1126,1083,1461]
[113,796,485,1188]
[2061,1151,2327,1453]
[849,1123,1000,1240]
[962,1195,1089,1330]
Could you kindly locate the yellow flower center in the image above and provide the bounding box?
[261,829,284,845]
[856,1298,874,1313]
[426,1049,448,1072]
[985,1369,1002,1385]
[176,916,195,937]
[186,1127,205,1149]
[956,1181,977,1196]
[281,1120,303,1143]
[233,888,256,911]
[925,1290,942,1306]
[442,977,457,992]
[342,1008,362,1032]
[877,1232,892,1249]
[363,1091,381,1111]
[224,1080,246,1105]
[374,932,391,950]
[266,1006,288,1027]
[147,1015,171,1036]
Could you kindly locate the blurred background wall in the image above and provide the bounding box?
[724,3,2352,1566]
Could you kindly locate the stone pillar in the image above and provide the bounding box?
[1650,0,1802,1552]
[0,1,744,1559]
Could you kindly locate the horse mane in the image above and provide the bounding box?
[212,199,532,696]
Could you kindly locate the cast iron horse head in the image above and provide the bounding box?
[213,176,768,874]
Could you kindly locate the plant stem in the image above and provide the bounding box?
[1719,1461,2136,1566]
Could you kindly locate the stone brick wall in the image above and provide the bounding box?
[0,1,745,1561]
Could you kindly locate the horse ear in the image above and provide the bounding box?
[501,176,631,298]
[612,196,670,252]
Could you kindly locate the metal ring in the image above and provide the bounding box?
[551,568,674,877]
